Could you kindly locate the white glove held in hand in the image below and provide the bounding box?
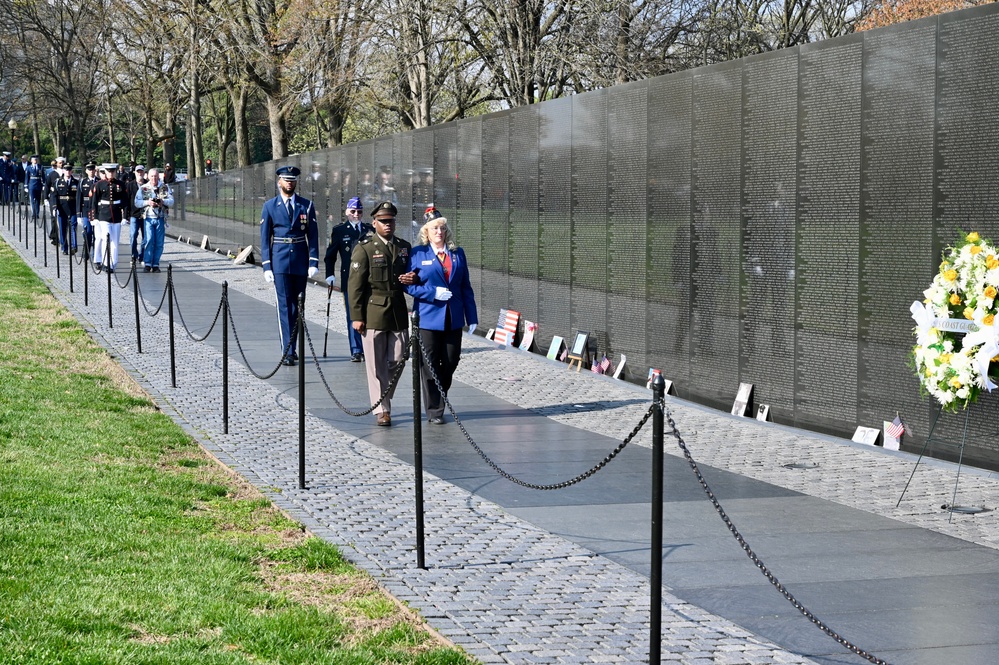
[468,323,477,334]
[308,266,318,278]
[325,275,335,286]
[264,270,274,283]
[435,287,453,301]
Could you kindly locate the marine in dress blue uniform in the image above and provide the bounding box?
[260,165,319,365]
[323,196,372,361]
[0,152,12,205]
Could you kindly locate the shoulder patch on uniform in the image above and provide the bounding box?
[352,262,359,269]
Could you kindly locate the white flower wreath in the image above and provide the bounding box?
[911,231,999,411]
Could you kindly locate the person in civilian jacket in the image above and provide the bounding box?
[260,165,319,365]
[405,212,478,424]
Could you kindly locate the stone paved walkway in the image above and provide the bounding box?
[4,210,999,665]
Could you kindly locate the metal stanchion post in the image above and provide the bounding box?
[222,282,229,435]
[68,222,74,293]
[168,265,176,388]
[55,213,60,280]
[650,374,665,665]
[412,311,426,569]
[298,292,307,490]
[42,206,47,267]
[83,234,88,307]
[132,262,141,353]
[323,283,332,357]
[106,236,113,328]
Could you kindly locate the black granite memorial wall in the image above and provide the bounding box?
[178,3,999,468]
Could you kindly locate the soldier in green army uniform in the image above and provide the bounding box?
[347,201,418,426]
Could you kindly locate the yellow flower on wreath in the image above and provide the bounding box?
[964,307,975,319]
[949,293,962,306]
[985,313,996,326]
[985,286,998,300]
[967,231,980,242]
[971,245,983,255]
[944,269,958,282]
[987,255,999,270]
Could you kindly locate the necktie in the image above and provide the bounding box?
[438,251,450,280]
[286,199,294,222]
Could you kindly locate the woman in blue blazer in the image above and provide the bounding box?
[406,211,478,423]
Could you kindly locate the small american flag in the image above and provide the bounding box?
[591,355,611,374]
[886,415,905,439]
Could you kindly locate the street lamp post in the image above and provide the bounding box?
[7,119,16,154]
[6,120,15,206]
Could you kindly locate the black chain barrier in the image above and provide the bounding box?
[661,400,890,665]
[111,261,135,289]
[225,294,296,380]
[133,269,171,317]
[415,331,651,490]
[303,320,409,416]
[171,276,225,342]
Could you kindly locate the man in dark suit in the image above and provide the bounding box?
[323,196,372,362]
[260,165,319,366]
[346,201,418,426]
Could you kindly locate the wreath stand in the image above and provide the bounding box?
[896,403,989,522]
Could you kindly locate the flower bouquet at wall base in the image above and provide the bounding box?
[911,231,999,412]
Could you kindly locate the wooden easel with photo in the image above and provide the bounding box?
[566,331,589,372]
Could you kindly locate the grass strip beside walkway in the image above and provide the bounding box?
[0,240,474,665]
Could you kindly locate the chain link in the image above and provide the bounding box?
[171,276,224,341]
[660,399,890,665]
[416,331,650,490]
[134,270,170,317]
[304,320,409,416]
[225,293,294,380]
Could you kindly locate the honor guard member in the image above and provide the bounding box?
[77,162,98,253]
[323,196,372,362]
[260,165,320,365]
[25,155,45,221]
[14,155,27,205]
[346,201,418,426]
[43,156,67,245]
[0,152,12,204]
[90,163,127,273]
[54,162,79,254]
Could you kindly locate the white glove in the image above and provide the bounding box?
[435,287,453,301]
[468,323,477,334]
[264,270,274,283]
[308,266,318,278]
[325,275,335,286]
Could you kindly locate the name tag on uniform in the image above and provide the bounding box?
[372,254,387,267]
[421,260,434,266]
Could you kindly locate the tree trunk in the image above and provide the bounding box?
[265,94,287,161]
[234,87,251,168]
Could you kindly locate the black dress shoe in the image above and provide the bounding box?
[428,417,445,425]
[350,353,363,362]
[143,266,151,273]
[95,264,102,273]
[282,357,297,366]
[152,267,161,273]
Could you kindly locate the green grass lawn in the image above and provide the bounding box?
[0,240,474,664]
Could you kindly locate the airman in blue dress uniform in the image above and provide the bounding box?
[260,165,319,365]
[323,196,373,362]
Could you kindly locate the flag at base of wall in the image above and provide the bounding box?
[494,309,520,346]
